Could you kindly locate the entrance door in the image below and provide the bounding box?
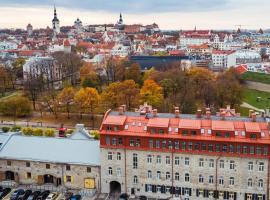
[56,178,62,186]
[43,174,54,184]
[131,188,135,195]
[109,181,121,194]
[84,178,95,189]
[5,171,15,180]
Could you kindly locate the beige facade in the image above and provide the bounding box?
[101,148,269,200]
[0,159,100,191]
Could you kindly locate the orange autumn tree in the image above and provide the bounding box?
[57,87,75,119]
[140,79,164,108]
[74,87,100,127]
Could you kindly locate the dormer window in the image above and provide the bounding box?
[225,132,230,138]
[191,131,197,136]
[106,125,112,131]
[250,134,257,139]
[159,129,165,134]
[216,132,222,137]
[182,130,188,136]
[151,128,156,134]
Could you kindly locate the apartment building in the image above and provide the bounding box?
[100,107,270,200]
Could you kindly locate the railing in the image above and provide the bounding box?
[79,188,96,197]
[0,181,17,188]
[19,184,66,193]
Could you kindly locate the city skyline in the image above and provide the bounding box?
[0,0,269,30]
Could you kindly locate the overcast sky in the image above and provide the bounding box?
[0,0,269,30]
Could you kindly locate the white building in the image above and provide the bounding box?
[111,44,130,57]
[212,50,236,68]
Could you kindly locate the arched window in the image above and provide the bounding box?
[147,170,152,179]
[133,175,138,184]
[185,173,189,182]
[157,171,161,179]
[175,173,180,181]
[108,167,112,175]
[199,174,204,183]
[247,178,252,187]
[258,179,263,188]
[229,177,234,185]
[166,172,170,180]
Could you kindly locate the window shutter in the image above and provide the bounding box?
[196,189,199,197]
[145,184,148,192]
[152,185,156,193]
[161,185,165,194]
[71,176,74,183]
[189,188,192,196]
[234,192,237,200]
[64,176,67,183]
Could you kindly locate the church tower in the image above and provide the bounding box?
[52,5,60,35]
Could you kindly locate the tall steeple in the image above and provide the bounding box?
[119,13,123,24]
[52,5,60,35]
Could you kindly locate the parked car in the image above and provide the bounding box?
[60,192,72,200]
[27,191,41,200]
[139,196,147,200]
[1,188,14,200]
[45,193,59,200]
[70,195,81,200]
[36,191,50,200]
[18,190,32,200]
[10,189,25,200]
[0,188,11,199]
[119,193,129,200]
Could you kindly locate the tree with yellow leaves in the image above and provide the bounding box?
[57,87,76,119]
[140,79,164,108]
[74,87,100,127]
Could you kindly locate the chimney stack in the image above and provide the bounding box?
[221,111,226,120]
[206,111,211,119]
[249,110,254,118]
[175,110,180,118]
[251,113,257,122]
[152,109,158,117]
[196,109,202,118]
[118,106,124,115]
[121,105,126,112]
[145,106,149,113]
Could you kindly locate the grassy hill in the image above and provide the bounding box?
[242,72,270,84]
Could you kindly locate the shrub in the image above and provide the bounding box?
[2,127,10,133]
[22,127,34,136]
[10,125,22,132]
[90,130,100,140]
[44,129,55,137]
[0,96,32,117]
[33,128,43,136]
[66,129,74,135]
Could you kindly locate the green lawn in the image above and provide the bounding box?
[242,72,270,84]
[243,88,270,109]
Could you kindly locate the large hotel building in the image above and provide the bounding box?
[100,105,270,200]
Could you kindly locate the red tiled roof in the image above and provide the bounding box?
[179,119,201,129]
[212,120,234,131]
[244,122,261,133]
[147,118,169,128]
[103,115,127,126]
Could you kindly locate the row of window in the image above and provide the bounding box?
[130,154,265,172]
[6,161,92,173]
[107,167,264,188]
[144,185,266,200]
[105,136,269,156]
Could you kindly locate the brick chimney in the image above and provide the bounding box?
[206,111,211,119]
[221,111,226,120]
[121,104,126,112]
[249,110,254,118]
[196,109,202,118]
[175,110,180,118]
[251,113,256,122]
[118,106,124,115]
[152,109,158,117]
